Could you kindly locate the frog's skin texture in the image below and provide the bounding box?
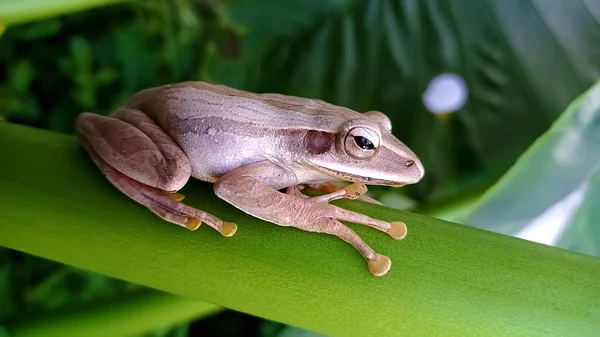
[76,81,424,276]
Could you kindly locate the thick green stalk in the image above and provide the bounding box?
[6,289,221,337]
[1,122,599,337]
[0,0,131,26]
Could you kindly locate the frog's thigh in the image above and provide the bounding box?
[76,110,191,192]
[76,111,236,235]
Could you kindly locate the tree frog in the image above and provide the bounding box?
[75,81,424,276]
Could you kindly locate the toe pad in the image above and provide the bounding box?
[387,221,407,240]
[368,254,391,277]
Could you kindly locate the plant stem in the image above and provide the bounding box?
[1,122,599,337]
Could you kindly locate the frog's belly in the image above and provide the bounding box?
[173,131,267,182]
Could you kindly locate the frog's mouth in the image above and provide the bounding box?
[314,165,406,187]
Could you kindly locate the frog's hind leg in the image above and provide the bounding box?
[75,110,237,237]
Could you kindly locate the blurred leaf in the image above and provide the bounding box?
[375,191,417,210]
[213,0,349,89]
[6,289,220,337]
[0,57,40,121]
[69,36,96,107]
[260,321,287,337]
[559,169,600,256]
[278,327,327,337]
[217,0,600,202]
[460,80,600,256]
[0,262,14,319]
[14,19,62,40]
[95,67,118,85]
[9,60,33,92]
[1,123,600,337]
[24,267,72,309]
[0,0,132,26]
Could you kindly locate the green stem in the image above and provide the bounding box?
[1,122,599,337]
[6,289,222,337]
[0,0,131,27]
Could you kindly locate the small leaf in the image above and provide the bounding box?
[0,263,15,319]
[9,59,33,92]
[16,20,62,40]
[70,36,93,71]
[96,67,118,85]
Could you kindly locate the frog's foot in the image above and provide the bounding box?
[298,215,393,276]
[80,137,237,237]
[311,202,407,240]
[109,164,238,237]
[294,202,408,276]
[301,182,383,205]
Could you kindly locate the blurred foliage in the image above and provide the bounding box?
[3,0,600,336]
[0,0,235,132]
[0,251,141,329]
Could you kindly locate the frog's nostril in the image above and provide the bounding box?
[405,160,415,167]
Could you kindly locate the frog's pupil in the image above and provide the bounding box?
[354,136,375,150]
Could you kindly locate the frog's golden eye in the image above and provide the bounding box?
[344,127,380,159]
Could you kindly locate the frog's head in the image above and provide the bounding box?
[303,111,424,186]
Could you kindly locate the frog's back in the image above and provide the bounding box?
[127,81,358,134]
[124,81,358,181]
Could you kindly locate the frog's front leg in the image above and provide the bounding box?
[214,162,407,276]
[288,182,384,205]
[75,109,237,236]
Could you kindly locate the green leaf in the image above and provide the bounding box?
[558,169,600,256]
[13,19,62,40]
[1,122,599,336]
[9,60,33,93]
[219,0,600,201]
[0,262,14,319]
[0,0,132,27]
[209,0,349,89]
[459,80,600,256]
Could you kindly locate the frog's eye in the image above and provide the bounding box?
[354,136,375,150]
[344,127,380,159]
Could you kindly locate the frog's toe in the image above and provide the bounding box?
[184,217,201,230]
[367,253,391,277]
[220,222,238,237]
[344,182,368,199]
[168,192,186,201]
[386,221,407,240]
